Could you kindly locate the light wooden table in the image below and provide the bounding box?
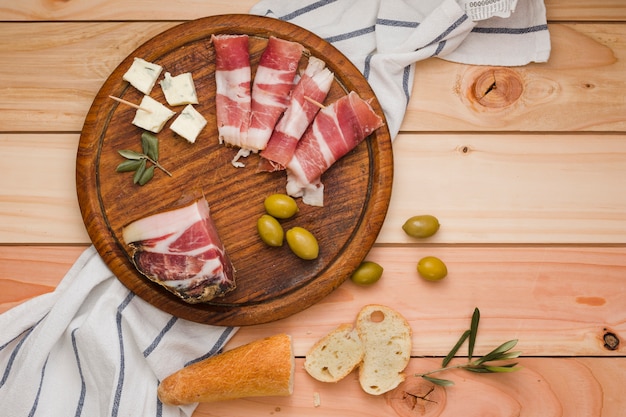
[1,1,625,416]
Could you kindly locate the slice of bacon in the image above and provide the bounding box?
[259,56,334,171]
[212,34,251,148]
[243,36,305,152]
[285,91,384,207]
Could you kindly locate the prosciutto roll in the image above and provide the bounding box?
[260,56,334,170]
[212,34,251,148]
[286,91,384,207]
[244,36,305,152]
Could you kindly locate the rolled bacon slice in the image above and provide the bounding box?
[286,91,384,207]
[244,36,305,152]
[122,198,236,304]
[260,56,334,170]
[212,34,251,148]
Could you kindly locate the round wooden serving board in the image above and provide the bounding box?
[76,14,393,326]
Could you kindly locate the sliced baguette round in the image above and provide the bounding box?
[356,304,412,395]
[304,323,364,382]
[157,333,294,405]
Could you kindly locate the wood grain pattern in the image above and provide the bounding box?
[405,24,626,132]
[4,132,626,245]
[0,0,624,22]
[2,245,624,357]
[1,23,625,133]
[194,357,626,417]
[76,15,392,325]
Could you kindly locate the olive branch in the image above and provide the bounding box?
[116,132,172,186]
[416,308,522,386]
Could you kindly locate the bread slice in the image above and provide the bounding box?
[157,333,294,405]
[304,323,364,382]
[356,304,412,395]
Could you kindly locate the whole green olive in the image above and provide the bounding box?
[417,256,448,281]
[257,214,284,247]
[264,193,299,219]
[402,215,440,238]
[350,261,384,286]
[285,226,319,260]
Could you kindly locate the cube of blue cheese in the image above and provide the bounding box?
[160,72,199,106]
[132,96,176,133]
[123,58,163,95]
[169,104,207,143]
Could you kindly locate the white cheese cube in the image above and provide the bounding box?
[160,72,199,106]
[132,95,176,133]
[123,57,163,95]
[169,104,207,143]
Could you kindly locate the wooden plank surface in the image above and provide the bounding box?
[1,22,624,133]
[194,357,626,417]
[0,0,624,21]
[3,132,626,244]
[2,245,624,357]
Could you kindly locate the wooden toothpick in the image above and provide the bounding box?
[108,95,152,113]
[304,95,326,109]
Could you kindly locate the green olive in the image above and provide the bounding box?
[264,194,299,219]
[350,261,384,286]
[257,214,284,247]
[286,227,319,260]
[417,256,448,281]
[402,215,440,238]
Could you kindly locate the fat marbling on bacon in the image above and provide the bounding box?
[122,198,236,304]
[212,34,251,148]
[260,56,334,170]
[244,36,305,152]
[285,91,384,207]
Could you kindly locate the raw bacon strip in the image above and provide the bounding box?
[244,36,305,152]
[286,91,384,207]
[212,34,251,148]
[260,56,334,170]
[122,198,236,304]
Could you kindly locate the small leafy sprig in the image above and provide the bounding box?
[116,132,172,185]
[416,308,521,386]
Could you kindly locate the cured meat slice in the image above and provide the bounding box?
[122,198,236,303]
[260,56,334,170]
[212,34,251,148]
[244,36,305,152]
[286,91,384,207]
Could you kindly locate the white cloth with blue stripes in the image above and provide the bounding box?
[0,246,237,417]
[250,0,551,139]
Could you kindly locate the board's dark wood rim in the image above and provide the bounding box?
[76,14,393,326]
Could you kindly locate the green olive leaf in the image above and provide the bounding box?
[442,329,470,367]
[132,159,147,184]
[141,132,159,161]
[468,307,480,361]
[118,149,144,160]
[116,159,143,172]
[421,375,455,386]
[483,364,521,373]
[464,367,493,373]
[138,165,155,185]
[474,340,518,365]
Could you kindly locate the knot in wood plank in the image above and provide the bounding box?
[385,378,446,416]
[603,330,620,351]
[468,67,523,109]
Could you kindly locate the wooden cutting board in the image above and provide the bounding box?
[76,14,392,326]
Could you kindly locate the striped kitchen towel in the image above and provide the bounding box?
[250,0,551,140]
[0,246,237,417]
